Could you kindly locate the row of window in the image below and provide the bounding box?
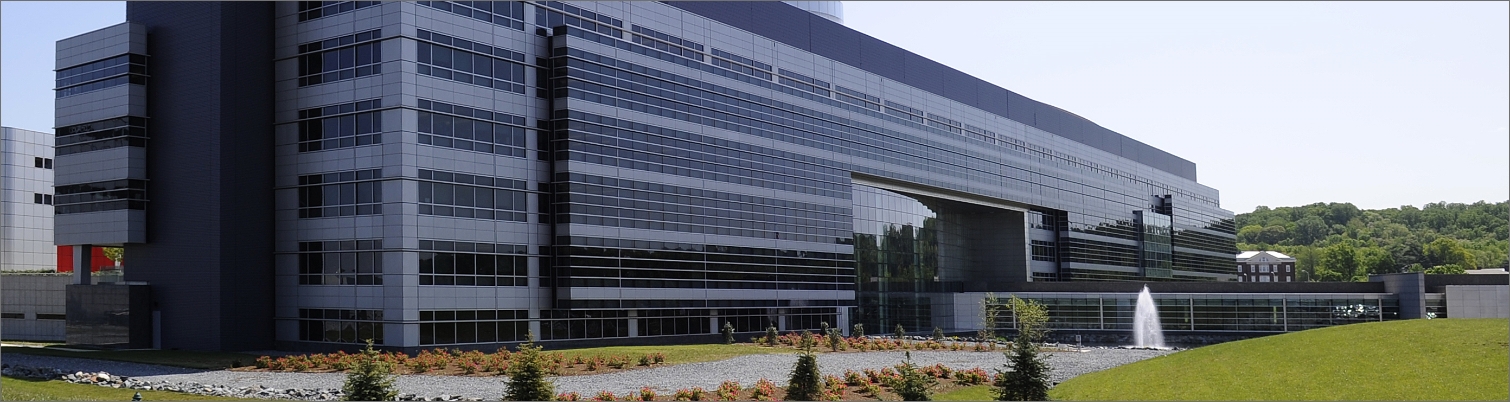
[297,108,382,152]
[420,239,528,255]
[34,194,53,205]
[557,106,848,183]
[33,157,53,169]
[1,313,66,320]
[297,251,383,285]
[297,169,384,218]
[297,30,382,87]
[56,74,145,98]
[54,179,147,214]
[631,35,703,62]
[419,309,530,345]
[535,6,621,39]
[416,111,528,158]
[419,252,528,286]
[709,48,771,71]
[416,1,525,31]
[416,42,527,94]
[559,179,847,229]
[554,108,848,199]
[1031,240,1058,262]
[297,308,383,344]
[560,236,850,261]
[777,68,829,89]
[55,116,148,156]
[56,54,146,88]
[296,1,380,22]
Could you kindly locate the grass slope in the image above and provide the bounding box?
[1050,318,1509,400]
[0,376,252,401]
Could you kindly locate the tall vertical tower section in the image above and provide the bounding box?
[53,3,277,351]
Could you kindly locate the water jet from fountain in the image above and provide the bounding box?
[1133,285,1167,349]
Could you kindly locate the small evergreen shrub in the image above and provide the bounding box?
[503,332,557,401]
[894,352,937,401]
[722,321,736,344]
[342,340,398,401]
[895,324,907,339]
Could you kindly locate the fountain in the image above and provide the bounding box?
[1133,285,1167,349]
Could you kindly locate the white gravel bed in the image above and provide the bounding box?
[2,348,1173,400]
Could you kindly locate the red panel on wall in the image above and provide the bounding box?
[56,246,118,272]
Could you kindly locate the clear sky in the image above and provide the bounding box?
[3,1,1507,215]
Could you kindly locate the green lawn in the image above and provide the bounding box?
[0,346,259,370]
[1050,318,1509,400]
[0,376,253,401]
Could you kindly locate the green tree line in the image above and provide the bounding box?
[1235,201,1508,281]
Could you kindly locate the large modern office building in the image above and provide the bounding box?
[53,1,1241,352]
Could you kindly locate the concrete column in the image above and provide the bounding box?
[835,307,849,335]
[627,309,638,337]
[72,244,94,285]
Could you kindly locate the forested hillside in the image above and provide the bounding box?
[1234,201,1508,281]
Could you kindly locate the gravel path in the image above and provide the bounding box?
[3,348,1173,400]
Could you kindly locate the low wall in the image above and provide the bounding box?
[1,274,70,341]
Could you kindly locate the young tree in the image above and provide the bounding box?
[503,332,556,401]
[852,323,864,338]
[894,351,936,401]
[994,296,1051,401]
[786,338,823,401]
[101,247,124,267]
[826,326,843,352]
[979,292,1000,342]
[343,339,397,401]
[765,325,780,347]
[932,327,945,341]
[722,321,737,344]
[895,323,906,339]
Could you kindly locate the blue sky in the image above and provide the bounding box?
[3,1,1506,214]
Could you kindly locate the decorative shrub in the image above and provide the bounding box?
[751,378,779,401]
[953,367,990,386]
[593,390,618,401]
[638,387,657,401]
[674,387,707,401]
[638,354,653,367]
[651,353,666,364]
[558,391,582,401]
[716,380,741,401]
[844,370,866,386]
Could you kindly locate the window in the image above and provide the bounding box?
[296,30,382,86]
[297,1,380,22]
[34,193,52,205]
[416,169,529,222]
[297,99,383,152]
[297,169,383,218]
[414,37,527,94]
[298,309,383,344]
[298,240,383,285]
[54,116,148,155]
[55,53,147,98]
[419,310,529,345]
[1260,264,1270,273]
[34,157,53,169]
[54,179,146,214]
